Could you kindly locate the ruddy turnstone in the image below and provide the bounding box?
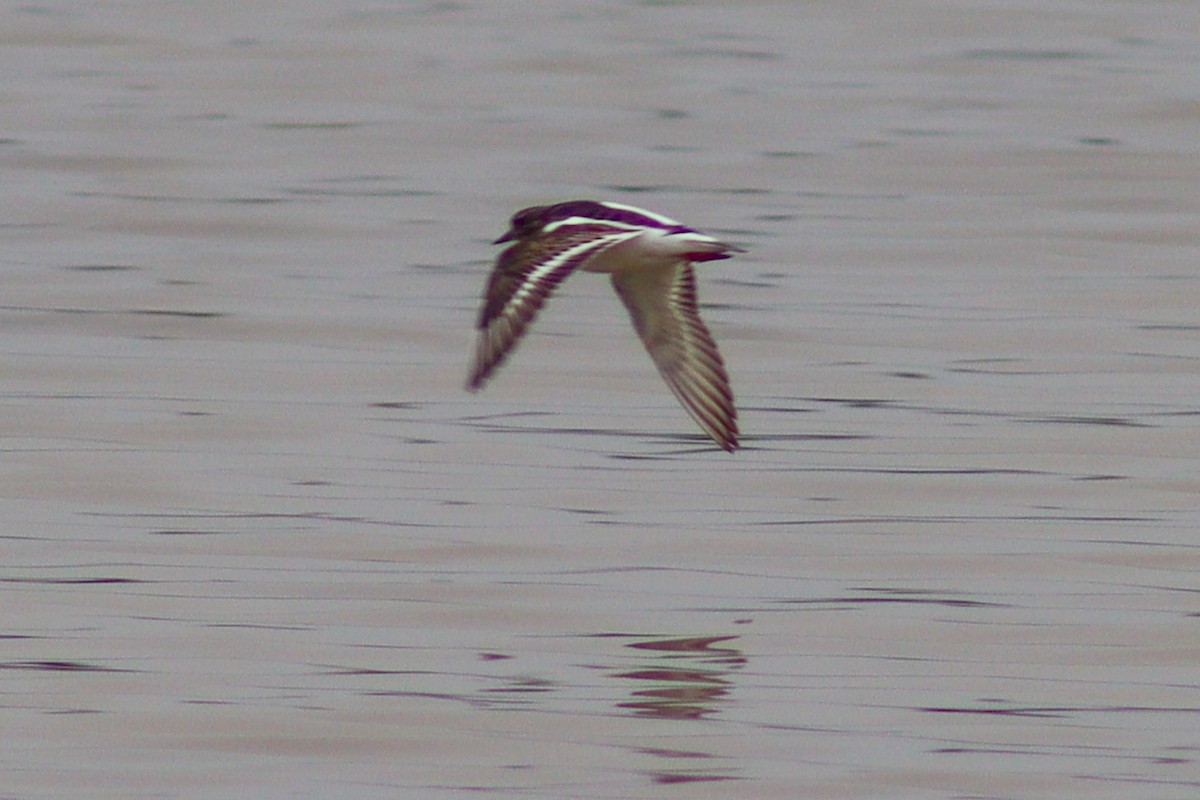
[466,200,743,451]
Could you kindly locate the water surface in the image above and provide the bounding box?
[3,2,1199,798]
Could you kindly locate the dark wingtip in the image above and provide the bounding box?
[465,357,495,392]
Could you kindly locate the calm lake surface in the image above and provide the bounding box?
[3,2,1198,798]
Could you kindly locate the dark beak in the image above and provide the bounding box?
[493,230,515,245]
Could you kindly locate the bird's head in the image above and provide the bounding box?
[493,204,554,244]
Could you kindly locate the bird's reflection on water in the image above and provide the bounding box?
[615,634,745,720]
[611,634,747,784]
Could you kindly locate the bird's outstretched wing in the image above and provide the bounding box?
[611,261,739,451]
[467,227,639,390]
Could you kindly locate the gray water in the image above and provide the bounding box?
[3,2,1199,798]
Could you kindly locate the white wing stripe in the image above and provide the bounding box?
[542,217,647,234]
[598,201,682,226]
[503,231,637,317]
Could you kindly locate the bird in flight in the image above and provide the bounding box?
[466,200,743,452]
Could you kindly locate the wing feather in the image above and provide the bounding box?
[467,227,638,390]
[611,262,739,451]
